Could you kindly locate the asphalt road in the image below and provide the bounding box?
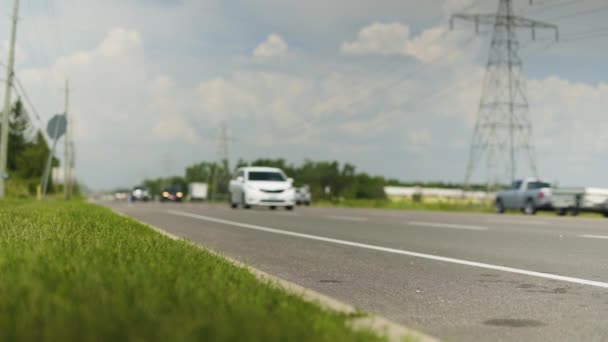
[109,202,608,341]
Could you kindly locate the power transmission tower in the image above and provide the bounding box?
[209,122,234,202]
[0,0,20,199]
[451,0,558,189]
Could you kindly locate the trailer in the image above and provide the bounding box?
[188,182,208,202]
[552,187,608,217]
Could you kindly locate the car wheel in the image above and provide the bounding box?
[524,200,537,215]
[230,195,238,209]
[603,211,608,218]
[241,193,251,209]
[495,199,505,214]
[270,206,277,210]
[285,206,294,211]
[557,208,567,216]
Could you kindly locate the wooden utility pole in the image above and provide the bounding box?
[0,0,20,198]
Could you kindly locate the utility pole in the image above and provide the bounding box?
[0,0,20,199]
[451,0,558,189]
[63,80,70,199]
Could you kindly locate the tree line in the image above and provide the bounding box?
[141,158,488,201]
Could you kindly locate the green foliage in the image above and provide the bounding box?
[0,201,387,341]
[385,179,489,191]
[1,99,58,197]
[316,198,494,213]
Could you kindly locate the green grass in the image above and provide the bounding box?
[315,199,606,219]
[315,199,494,213]
[0,200,388,341]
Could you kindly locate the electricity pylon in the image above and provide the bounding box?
[209,121,235,201]
[451,0,558,189]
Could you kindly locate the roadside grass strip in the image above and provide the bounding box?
[0,200,388,341]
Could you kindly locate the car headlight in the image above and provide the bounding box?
[162,192,169,197]
[177,192,183,198]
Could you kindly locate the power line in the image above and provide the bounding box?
[541,3,608,22]
[560,31,608,43]
[13,75,42,123]
[525,0,588,13]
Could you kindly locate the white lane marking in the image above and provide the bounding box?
[487,219,547,226]
[167,209,608,289]
[579,234,608,240]
[408,221,488,231]
[325,215,368,222]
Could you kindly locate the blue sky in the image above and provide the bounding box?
[3,0,608,189]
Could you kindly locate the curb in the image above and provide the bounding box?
[111,206,438,342]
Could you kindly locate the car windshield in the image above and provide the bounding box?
[248,171,286,181]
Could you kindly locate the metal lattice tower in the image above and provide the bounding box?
[451,0,558,188]
[209,121,234,201]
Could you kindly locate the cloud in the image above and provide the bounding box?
[341,22,411,56]
[253,34,288,58]
[341,22,474,64]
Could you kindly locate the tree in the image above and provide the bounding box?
[0,99,57,195]
[6,99,30,173]
[15,131,53,178]
[185,162,215,183]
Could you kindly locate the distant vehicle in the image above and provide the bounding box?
[552,187,608,217]
[130,186,151,202]
[228,166,296,210]
[114,190,129,201]
[188,182,208,202]
[160,185,184,202]
[295,185,311,206]
[495,178,552,215]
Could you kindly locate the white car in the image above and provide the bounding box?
[229,166,296,210]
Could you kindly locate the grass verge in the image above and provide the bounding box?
[314,199,605,219]
[0,200,389,341]
[314,199,494,213]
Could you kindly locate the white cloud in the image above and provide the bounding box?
[341,22,411,56]
[341,22,475,64]
[253,34,288,58]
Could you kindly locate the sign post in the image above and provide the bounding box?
[41,114,67,198]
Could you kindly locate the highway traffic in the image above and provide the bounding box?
[110,202,608,342]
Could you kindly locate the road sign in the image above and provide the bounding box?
[46,114,67,140]
[41,114,67,198]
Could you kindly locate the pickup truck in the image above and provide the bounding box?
[495,178,552,215]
